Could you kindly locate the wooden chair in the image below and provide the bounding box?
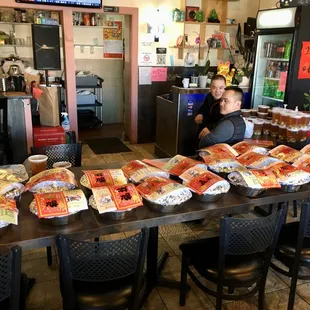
[270,200,310,310]
[56,228,149,310]
[179,210,285,310]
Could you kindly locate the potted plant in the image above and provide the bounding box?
[195,59,210,88]
[234,63,252,87]
[303,90,310,112]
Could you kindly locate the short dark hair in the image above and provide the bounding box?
[225,86,244,102]
[211,74,226,84]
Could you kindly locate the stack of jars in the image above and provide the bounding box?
[241,106,310,142]
[270,108,310,142]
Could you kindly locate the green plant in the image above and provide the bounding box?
[234,63,252,84]
[195,59,210,76]
[304,90,310,111]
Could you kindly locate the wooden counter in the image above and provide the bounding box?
[0,92,33,163]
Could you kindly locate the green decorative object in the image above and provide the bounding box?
[303,90,310,111]
[195,59,211,76]
[208,9,220,23]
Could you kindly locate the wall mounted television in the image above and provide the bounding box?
[16,0,102,9]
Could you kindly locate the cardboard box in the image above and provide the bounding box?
[33,126,66,147]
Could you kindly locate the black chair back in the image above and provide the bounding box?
[31,143,82,169]
[0,246,22,310]
[56,228,149,309]
[218,210,285,285]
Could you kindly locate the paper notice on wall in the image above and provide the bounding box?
[279,71,288,92]
[141,34,153,47]
[298,41,310,79]
[156,47,167,66]
[139,67,152,85]
[103,21,123,59]
[151,67,167,82]
[139,52,154,66]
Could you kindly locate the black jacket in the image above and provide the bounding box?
[197,94,223,131]
[199,110,246,148]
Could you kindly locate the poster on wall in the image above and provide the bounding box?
[156,47,167,66]
[298,41,310,79]
[139,52,154,66]
[103,21,123,59]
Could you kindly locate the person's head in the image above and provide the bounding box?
[210,75,226,100]
[220,86,243,115]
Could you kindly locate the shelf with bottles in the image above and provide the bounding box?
[264,77,280,81]
[261,96,284,102]
[73,25,118,29]
[263,39,292,59]
[169,45,230,50]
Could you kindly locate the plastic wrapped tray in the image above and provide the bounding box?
[89,195,135,221]
[230,184,267,198]
[143,199,183,213]
[192,192,225,203]
[38,212,82,227]
[280,184,303,193]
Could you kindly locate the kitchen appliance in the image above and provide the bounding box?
[9,75,25,92]
[0,76,10,92]
[16,0,102,9]
[8,65,21,76]
[250,6,310,110]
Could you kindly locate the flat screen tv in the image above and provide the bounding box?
[16,0,102,9]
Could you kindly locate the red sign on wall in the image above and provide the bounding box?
[298,41,310,79]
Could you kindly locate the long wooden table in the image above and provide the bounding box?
[0,162,309,250]
[0,162,309,301]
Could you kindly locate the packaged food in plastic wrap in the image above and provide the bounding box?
[199,143,239,158]
[237,152,281,169]
[30,189,88,219]
[163,155,206,176]
[301,144,310,155]
[121,160,169,183]
[0,196,18,227]
[266,162,310,185]
[25,168,77,193]
[232,141,268,156]
[90,184,143,213]
[80,169,127,189]
[0,164,28,182]
[228,169,280,189]
[180,168,230,195]
[268,145,303,163]
[208,158,246,174]
[293,154,310,173]
[137,176,192,206]
[0,180,24,200]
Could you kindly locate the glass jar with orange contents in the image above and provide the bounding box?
[272,108,282,124]
[298,113,308,129]
[270,123,279,137]
[278,126,286,140]
[262,120,271,135]
[279,111,289,126]
[288,113,302,129]
[298,129,307,142]
[286,128,299,143]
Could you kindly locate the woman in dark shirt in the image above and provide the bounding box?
[195,75,226,139]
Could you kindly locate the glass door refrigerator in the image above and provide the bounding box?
[250,6,310,110]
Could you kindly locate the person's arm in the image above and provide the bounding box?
[199,120,234,148]
[196,95,209,117]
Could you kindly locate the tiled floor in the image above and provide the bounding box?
[23,142,310,309]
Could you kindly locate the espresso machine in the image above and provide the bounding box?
[7,64,25,92]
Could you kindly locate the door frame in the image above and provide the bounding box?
[2,1,139,144]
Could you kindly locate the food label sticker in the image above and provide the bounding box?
[92,187,117,213]
[109,184,143,210]
[163,155,186,171]
[235,170,263,189]
[0,196,18,225]
[250,169,281,189]
[83,170,114,188]
[121,161,146,177]
[35,192,69,218]
[168,158,199,176]
[187,171,223,195]
[64,189,88,213]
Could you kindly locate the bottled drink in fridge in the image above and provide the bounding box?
[284,40,292,59]
[263,80,270,97]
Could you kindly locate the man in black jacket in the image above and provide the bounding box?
[195,75,226,139]
[199,86,246,148]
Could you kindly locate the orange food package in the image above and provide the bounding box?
[233,141,268,156]
[163,155,204,176]
[301,144,310,155]
[199,143,239,158]
[250,169,280,189]
[237,152,280,169]
[293,154,310,173]
[268,145,303,163]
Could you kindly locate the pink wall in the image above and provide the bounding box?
[1,1,139,143]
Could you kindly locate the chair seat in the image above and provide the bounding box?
[180,236,264,286]
[74,276,136,310]
[274,222,310,266]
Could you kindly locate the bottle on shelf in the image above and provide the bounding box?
[263,80,270,97]
[284,40,292,59]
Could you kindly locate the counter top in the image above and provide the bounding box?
[171,85,250,95]
[0,92,32,99]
